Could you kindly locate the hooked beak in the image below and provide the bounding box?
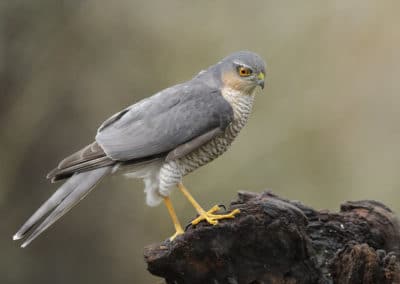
[257,72,265,89]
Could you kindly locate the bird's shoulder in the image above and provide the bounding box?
[97,79,231,134]
[94,77,234,161]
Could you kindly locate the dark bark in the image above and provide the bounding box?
[144,191,400,284]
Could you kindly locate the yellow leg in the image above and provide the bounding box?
[177,183,240,226]
[163,197,184,241]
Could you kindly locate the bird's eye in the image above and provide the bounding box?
[238,66,252,77]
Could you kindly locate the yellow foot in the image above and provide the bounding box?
[169,229,184,241]
[191,205,240,226]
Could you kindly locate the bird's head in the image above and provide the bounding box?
[218,51,266,94]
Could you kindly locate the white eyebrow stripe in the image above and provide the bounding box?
[232,61,252,69]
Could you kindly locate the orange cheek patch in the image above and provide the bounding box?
[221,71,245,91]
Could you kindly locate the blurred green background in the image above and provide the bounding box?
[1,1,400,283]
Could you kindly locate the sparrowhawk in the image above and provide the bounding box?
[13,51,266,247]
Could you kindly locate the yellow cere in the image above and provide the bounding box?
[257,72,265,81]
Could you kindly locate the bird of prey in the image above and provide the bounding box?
[13,51,266,247]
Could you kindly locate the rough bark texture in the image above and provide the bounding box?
[144,191,400,284]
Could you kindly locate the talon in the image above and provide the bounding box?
[218,204,226,211]
[177,184,240,228]
[184,222,192,231]
[191,206,240,226]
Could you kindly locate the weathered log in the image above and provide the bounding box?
[144,191,400,284]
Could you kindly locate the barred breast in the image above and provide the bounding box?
[158,88,255,193]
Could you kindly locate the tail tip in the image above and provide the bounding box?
[13,233,23,241]
[20,242,29,248]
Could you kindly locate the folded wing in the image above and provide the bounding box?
[48,81,233,181]
[96,81,234,161]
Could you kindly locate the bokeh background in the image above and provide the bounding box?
[1,1,400,283]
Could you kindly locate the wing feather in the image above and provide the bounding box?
[96,81,233,161]
[48,80,233,181]
[47,141,113,182]
[165,127,223,161]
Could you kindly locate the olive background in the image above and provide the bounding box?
[1,1,400,283]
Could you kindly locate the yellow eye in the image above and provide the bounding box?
[238,66,252,77]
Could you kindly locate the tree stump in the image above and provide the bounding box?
[144,191,400,284]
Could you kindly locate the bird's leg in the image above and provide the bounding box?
[177,183,240,226]
[163,197,184,241]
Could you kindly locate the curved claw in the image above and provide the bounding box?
[218,204,226,212]
[184,222,192,231]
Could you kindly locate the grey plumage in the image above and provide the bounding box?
[14,167,111,247]
[13,51,266,247]
[96,82,233,161]
[165,127,224,161]
[170,89,255,178]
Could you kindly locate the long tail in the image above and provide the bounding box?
[13,166,111,248]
